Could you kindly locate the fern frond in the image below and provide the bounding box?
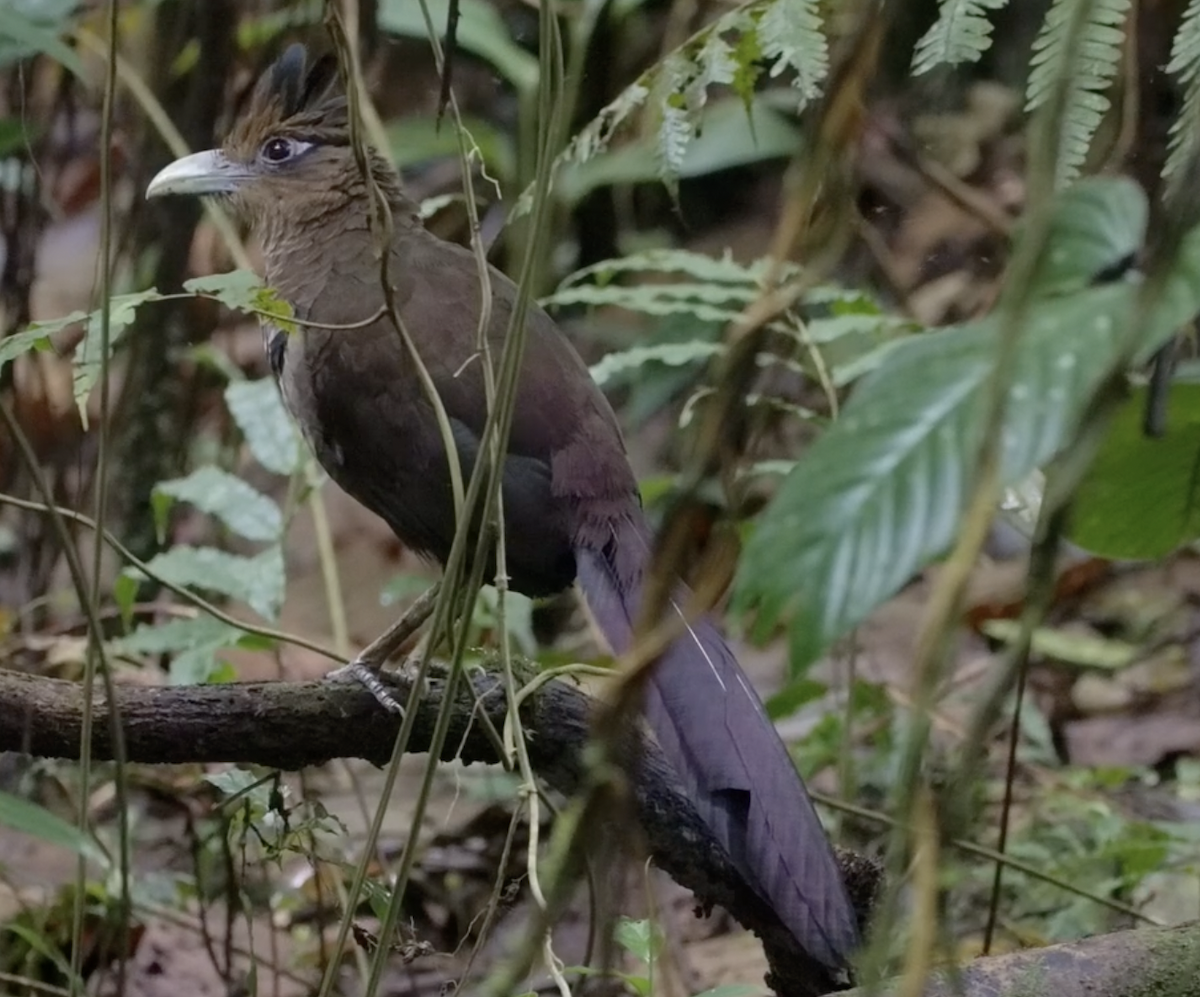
[552,0,830,194]
[1163,0,1200,185]
[1025,0,1132,186]
[658,55,696,186]
[758,0,828,106]
[911,0,1009,75]
[554,248,802,287]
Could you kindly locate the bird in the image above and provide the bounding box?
[146,44,860,974]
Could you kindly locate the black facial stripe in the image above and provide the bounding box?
[265,325,287,378]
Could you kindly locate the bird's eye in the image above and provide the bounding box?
[260,137,300,163]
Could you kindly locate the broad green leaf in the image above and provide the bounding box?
[73,290,159,426]
[168,648,230,685]
[111,615,263,685]
[0,326,56,370]
[153,466,283,542]
[1142,224,1200,362]
[225,378,302,476]
[1070,384,1200,558]
[0,791,103,863]
[131,545,285,620]
[111,614,250,656]
[205,767,268,802]
[735,287,1135,669]
[1027,177,1146,297]
[387,114,515,182]
[186,271,296,334]
[614,917,658,964]
[26,310,89,336]
[378,0,538,93]
[0,2,86,78]
[735,178,1170,671]
[185,269,263,311]
[380,572,433,607]
[764,676,827,719]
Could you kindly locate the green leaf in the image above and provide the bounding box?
[590,342,721,387]
[386,114,515,182]
[205,767,266,800]
[736,288,1128,668]
[112,614,264,685]
[540,0,807,208]
[153,466,283,542]
[0,2,86,79]
[764,676,828,718]
[0,326,56,370]
[131,545,285,620]
[2,923,77,983]
[0,116,34,157]
[0,791,103,863]
[1024,0,1132,186]
[758,0,828,106]
[1070,384,1200,558]
[73,290,159,427]
[113,574,138,631]
[1028,176,1146,296]
[111,614,250,656]
[657,57,695,188]
[378,0,538,93]
[185,269,263,310]
[380,572,433,607]
[614,917,658,964]
[735,177,1167,671]
[556,247,802,288]
[912,0,1007,75]
[186,271,296,335]
[556,97,802,204]
[1163,0,1200,185]
[252,285,297,336]
[225,378,302,476]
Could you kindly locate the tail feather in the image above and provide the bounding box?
[575,526,860,973]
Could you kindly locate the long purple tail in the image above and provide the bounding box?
[575,517,859,972]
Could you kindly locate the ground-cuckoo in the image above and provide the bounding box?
[146,45,859,974]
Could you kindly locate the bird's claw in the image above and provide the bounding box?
[325,660,405,715]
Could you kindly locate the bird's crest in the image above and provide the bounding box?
[225,44,348,159]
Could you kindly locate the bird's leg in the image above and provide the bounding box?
[324,583,441,713]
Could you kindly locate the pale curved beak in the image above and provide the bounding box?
[146,149,252,198]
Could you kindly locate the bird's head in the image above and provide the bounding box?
[147,45,392,224]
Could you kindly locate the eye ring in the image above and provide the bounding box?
[260,137,297,163]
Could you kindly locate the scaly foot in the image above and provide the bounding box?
[324,660,405,715]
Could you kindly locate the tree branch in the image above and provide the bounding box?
[1,667,1192,997]
[0,665,871,996]
[838,921,1200,997]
